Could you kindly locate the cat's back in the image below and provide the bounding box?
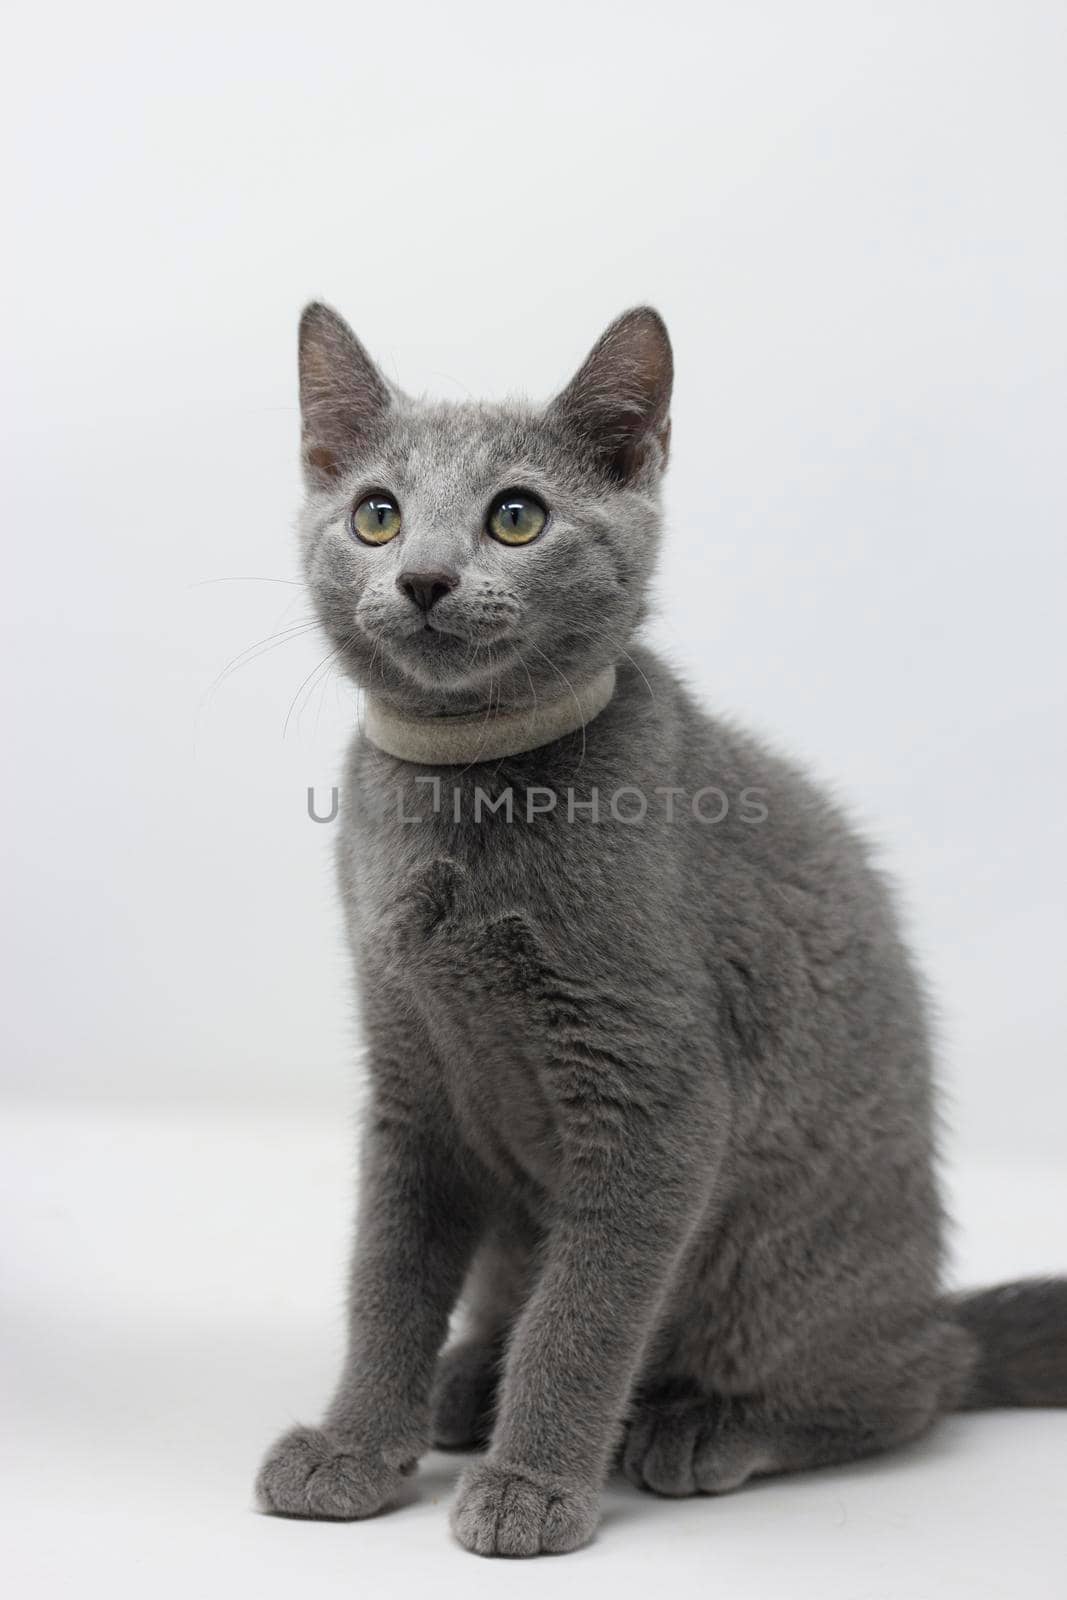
[653,653,935,1169]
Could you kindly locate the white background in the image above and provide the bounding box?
[2,3,1065,1597]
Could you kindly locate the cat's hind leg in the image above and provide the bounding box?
[622,1388,932,1495]
[623,1317,972,1497]
[431,1221,536,1450]
[431,1339,502,1449]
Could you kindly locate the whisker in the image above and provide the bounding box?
[483,646,539,780]
[524,641,587,770]
[367,630,383,688]
[454,644,499,776]
[313,652,353,742]
[577,623,657,707]
[283,641,349,739]
[189,576,303,590]
[203,619,322,704]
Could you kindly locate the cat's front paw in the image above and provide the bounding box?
[450,1461,599,1557]
[255,1425,415,1520]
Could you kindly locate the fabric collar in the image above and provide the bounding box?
[362,665,617,766]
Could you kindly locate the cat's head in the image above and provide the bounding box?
[297,303,672,713]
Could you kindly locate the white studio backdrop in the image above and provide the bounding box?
[2,0,1065,1169]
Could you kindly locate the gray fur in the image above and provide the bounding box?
[952,1280,1067,1409]
[255,304,1066,1555]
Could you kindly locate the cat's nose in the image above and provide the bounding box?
[397,568,460,614]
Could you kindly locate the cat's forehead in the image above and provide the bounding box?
[377,398,570,491]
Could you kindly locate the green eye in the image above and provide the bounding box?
[350,494,401,545]
[487,491,548,546]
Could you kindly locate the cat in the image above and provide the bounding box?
[255,303,1066,1556]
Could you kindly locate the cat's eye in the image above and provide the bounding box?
[487,491,548,547]
[350,494,401,545]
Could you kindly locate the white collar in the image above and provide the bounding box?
[362,665,617,766]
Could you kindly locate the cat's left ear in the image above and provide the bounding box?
[547,307,673,484]
[298,302,394,487]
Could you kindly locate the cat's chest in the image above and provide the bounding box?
[368,843,568,1196]
[343,756,691,1195]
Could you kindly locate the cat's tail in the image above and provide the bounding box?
[945,1278,1067,1409]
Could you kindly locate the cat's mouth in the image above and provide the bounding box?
[403,621,470,649]
[397,617,516,651]
[375,616,519,690]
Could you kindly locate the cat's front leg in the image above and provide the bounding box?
[256,1092,482,1520]
[451,1066,725,1556]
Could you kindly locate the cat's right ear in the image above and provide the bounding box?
[298,303,392,487]
[547,307,673,485]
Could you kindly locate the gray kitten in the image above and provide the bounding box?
[255,304,1066,1556]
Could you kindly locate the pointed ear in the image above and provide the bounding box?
[547,307,673,484]
[298,303,393,486]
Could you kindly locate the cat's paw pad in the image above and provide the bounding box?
[255,1425,413,1520]
[450,1461,599,1557]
